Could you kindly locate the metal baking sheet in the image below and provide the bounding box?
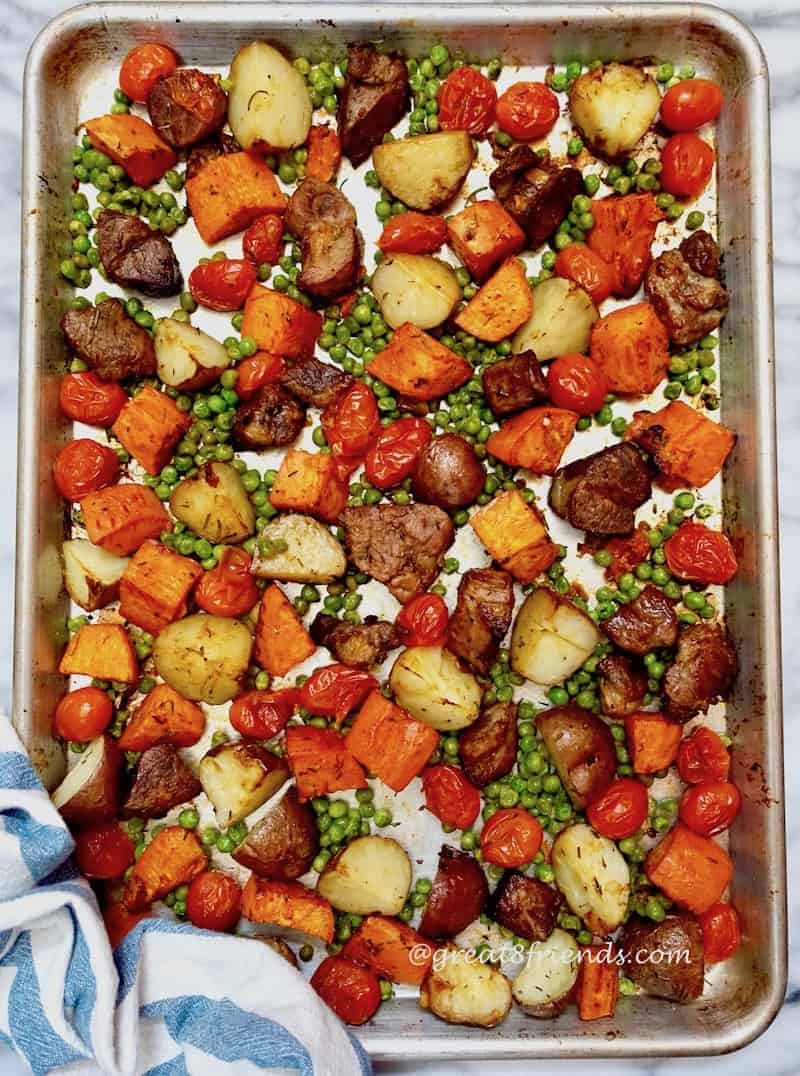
[15,2,786,1058]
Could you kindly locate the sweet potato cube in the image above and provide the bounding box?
[242,877,335,943]
[624,711,682,774]
[645,822,733,914]
[486,406,578,474]
[590,302,669,395]
[454,257,533,343]
[119,540,202,635]
[305,124,342,183]
[343,915,433,985]
[85,114,176,188]
[346,690,439,792]
[119,683,205,751]
[254,583,316,676]
[82,484,171,557]
[59,623,139,684]
[576,945,620,1021]
[185,152,287,244]
[269,449,348,524]
[367,323,473,400]
[112,385,192,476]
[123,827,207,911]
[285,725,367,801]
[626,400,736,489]
[470,490,559,582]
[240,286,322,359]
[446,201,525,281]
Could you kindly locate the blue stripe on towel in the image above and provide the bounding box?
[0,753,44,791]
[1,810,73,883]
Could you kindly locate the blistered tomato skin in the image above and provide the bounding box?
[660,133,715,199]
[496,81,559,140]
[53,686,114,742]
[677,726,731,785]
[395,593,449,647]
[186,870,243,932]
[229,687,301,739]
[300,665,377,723]
[59,371,127,428]
[548,354,608,415]
[554,243,615,305]
[364,417,433,489]
[660,79,723,132]
[438,68,497,135]
[194,547,259,617]
[189,259,257,311]
[587,778,649,840]
[311,956,382,1025]
[322,382,381,459]
[53,438,120,501]
[242,214,285,265]
[422,764,481,829]
[664,522,738,585]
[119,43,178,102]
[700,901,741,964]
[679,780,742,836]
[480,807,543,867]
[378,213,447,255]
[75,823,135,879]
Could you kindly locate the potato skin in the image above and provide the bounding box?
[511,927,580,1017]
[618,912,705,1002]
[373,131,473,211]
[536,706,616,808]
[54,735,123,826]
[419,845,489,939]
[122,744,201,819]
[233,788,319,880]
[490,871,561,943]
[458,702,518,788]
[412,434,485,510]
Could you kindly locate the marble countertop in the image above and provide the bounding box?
[0,0,796,1073]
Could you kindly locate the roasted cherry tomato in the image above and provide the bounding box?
[229,687,300,740]
[53,686,113,742]
[234,352,285,400]
[189,258,257,312]
[53,438,120,502]
[660,79,723,132]
[377,212,447,255]
[554,243,614,305]
[438,67,497,135]
[660,132,715,199]
[587,777,649,840]
[60,371,127,428]
[194,547,259,617]
[699,901,741,964]
[119,43,178,103]
[496,81,559,141]
[547,353,607,416]
[679,780,742,836]
[103,895,150,947]
[322,381,381,459]
[364,416,433,489]
[311,955,381,1025]
[300,664,378,724]
[395,593,449,647]
[186,870,243,932]
[677,725,731,785]
[75,822,135,879]
[664,522,738,585]
[422,764,481,829]
[602,525,651,582]
[480,807,543,868]
[242,214,285,265]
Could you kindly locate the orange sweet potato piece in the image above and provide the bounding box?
[112,386,192,476]
[240,286,322,359]
[587,193,662,299]
[306,124,342,182]
[118,539,203,635]
[269,449,349,524]
[626,400,736,489]
[123,827,207,911]
[82,484,171,557]
[486,406,578,474]
[185,152,287,244]
[119,683,205,751]
[454,257,533,343]
[367,323,473,400]
[446,201,525,281]
[645,822,733,914]
[346,690,439,793]
[590,302,669,395]
[576,945,620,1021]
[85,114,176,188]
[242,877,335,943]
[285,725,367,801]
[470,490,559,583]
[343,915,433,985]
[254,583,316,677]
[59,623,139,684]
[624,711,682,774]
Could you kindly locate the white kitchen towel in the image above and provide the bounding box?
[0,716,371,1076]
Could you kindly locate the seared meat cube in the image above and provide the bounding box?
[147,68,227,150]
[340,504,454,603]
[663,622,737,721]
[287,179,362,301]
[597,654,648,717]
[645,230,729,347]
[446,568,514,675]
[618,913,705,1003]
[122,745,201,819]
[279,356,353,409]
[490,872,561,943]
[337,45,410,166]
[96,210,182,297]
[458,701,518,788]
[60,297,156,381]
[232,384,306,450]
[185,131,239,180]
[310,613,401,669]
[490,145,583,250]
[482,350,548,416]
[549,443,652,536]
[602,585,678,656]
[287,176,356,236]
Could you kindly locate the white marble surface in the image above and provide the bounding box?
[0,1,796,1073]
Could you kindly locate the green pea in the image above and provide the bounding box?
[201,826,220,847]
[548,687,569,706]
[583,173,601,196]
[374,808,392,827]
[460,829,477,851]
[550,71,568,92]
[656,63,674,83]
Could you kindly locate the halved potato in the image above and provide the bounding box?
[373,131,474,211]
[170,462,255,544]
[154,613,253,705]
[154,317,231,391]
[371,254,461,330]
[228,42,312,152]
[317,836,411,916]
[51,735,122,826]
[569,63,660,159]
[552,823,630,935]
[511,587,600,686]
[420,946,512,1028]
[512,277,598,362]
[250,514,346,583]
[511,928,580,1018]
[389,646,481,731]
[62,539,128,612]
[198,742,289,828]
